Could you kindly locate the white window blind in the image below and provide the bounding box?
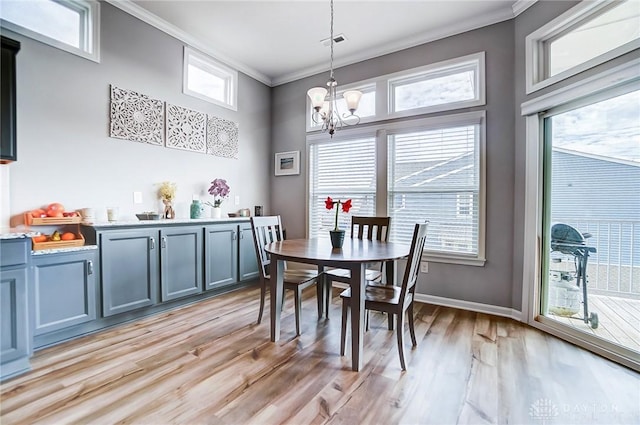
[388,124,480,256]
[308,137,377,238]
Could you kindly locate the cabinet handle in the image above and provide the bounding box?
[161,236,167,248]
[87,260,94,275]
[150,237,155,250]
[232,231,237,241]
[240,231,244,239]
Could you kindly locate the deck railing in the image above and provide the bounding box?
[551,219,640,299]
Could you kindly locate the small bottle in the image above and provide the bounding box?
[190,199,203,219]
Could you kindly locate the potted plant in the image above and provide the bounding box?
[205,178,230,218]
[325,196,352,248]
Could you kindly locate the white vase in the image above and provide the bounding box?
[212,207,222,219]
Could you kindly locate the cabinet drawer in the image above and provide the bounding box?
[0,239,30,267]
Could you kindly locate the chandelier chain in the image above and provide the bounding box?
[330,0,334,80]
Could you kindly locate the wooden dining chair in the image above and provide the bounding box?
[250,215,321,336]
[340,221,428,370]
[324,216,391,317]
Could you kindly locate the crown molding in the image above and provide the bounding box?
[512,0,539,17]
[107,0,527,88]
[104,0,272,86]
[273,6,515,86]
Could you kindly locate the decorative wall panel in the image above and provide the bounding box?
[207,116,239,159]
[165,104,206,153]
[109,86,164,145]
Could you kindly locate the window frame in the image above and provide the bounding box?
[306,111,486,266]
[387,52,485,118]
[525,0,640,94]
[520,59,640,370]
[183,46,238,111]
[0,0,100,62]
[305,52,486,134]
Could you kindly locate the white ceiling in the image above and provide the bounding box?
[115,0,530,86]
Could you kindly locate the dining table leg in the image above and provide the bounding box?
[349,263,366,371]
[270,257,285,342]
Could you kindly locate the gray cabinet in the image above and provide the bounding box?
[100,229,158,317]
[160,226,202,301]
[0,238,30,380]
[32,250,97,335]
[239,223,259,281]
[204,224,238,290]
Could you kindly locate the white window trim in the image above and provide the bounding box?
[525,0,640,94]
[520,59,640,370]
[306,110,486,266]
[387,51,486,119]
[305,52,486,134]
[183,46,238,111]
[0,0,100,63]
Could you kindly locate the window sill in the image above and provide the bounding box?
[422,253,486,267]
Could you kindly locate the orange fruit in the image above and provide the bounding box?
[31,209,45,218]
[47,203,64,212]
[33,235,47,243]
[47,210,64,217]
[61,232,75,241]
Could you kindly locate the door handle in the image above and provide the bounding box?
[150,237,155,250]
[87,260,94,275]
[161,236,167,248]
[232,231,237,240]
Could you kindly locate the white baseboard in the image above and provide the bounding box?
[413,293,522,321]
[330,282,523,322]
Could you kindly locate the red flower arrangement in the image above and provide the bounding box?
[325,197,352,231]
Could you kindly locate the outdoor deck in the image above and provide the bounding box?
[549,294,640,352]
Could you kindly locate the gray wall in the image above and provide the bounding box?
[272,21,517,309]
[4,2,271,225]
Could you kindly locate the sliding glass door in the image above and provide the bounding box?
[540,88,640,355]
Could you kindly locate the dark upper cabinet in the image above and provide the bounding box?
[1,36,20,163]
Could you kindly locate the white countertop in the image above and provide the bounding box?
[84,217,250,228]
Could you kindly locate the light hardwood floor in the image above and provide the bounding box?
[1,285,639,424]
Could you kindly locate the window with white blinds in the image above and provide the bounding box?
[308,137,377,238]
[388,120,481,257]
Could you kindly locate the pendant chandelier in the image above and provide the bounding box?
[307,0,362,137]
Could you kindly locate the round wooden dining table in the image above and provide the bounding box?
[265,237,410,371]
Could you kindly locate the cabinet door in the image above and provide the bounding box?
[1,36,20,163]
[0,268,28,364]
[239,223,259,281]
[101,229,158,317]
[204,224,238,290]
[160,227,203,301]
[32,251,97,335]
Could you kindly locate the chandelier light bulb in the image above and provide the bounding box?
[307,86,328,111]
[343,90,363,114]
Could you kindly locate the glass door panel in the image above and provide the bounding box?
[541,88,640,354]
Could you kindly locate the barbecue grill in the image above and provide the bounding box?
[550,223,598,329]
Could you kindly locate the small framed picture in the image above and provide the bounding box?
[274,150,300,176]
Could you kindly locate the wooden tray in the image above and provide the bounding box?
[32,233,85,251]
[25,214,82,226]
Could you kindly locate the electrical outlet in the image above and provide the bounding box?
[234,195,240,205]
[133,191,143,204]
[420,262,428,273]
